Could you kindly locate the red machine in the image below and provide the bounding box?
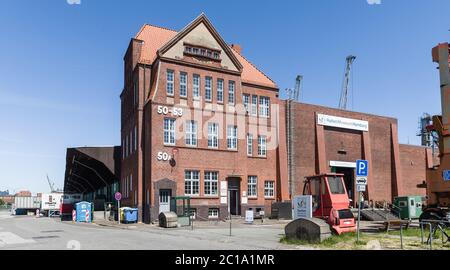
[303,173,356,234]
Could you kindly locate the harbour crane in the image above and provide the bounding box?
[286,75,303,101]
[339,55,356,110]
[46,174,63,193]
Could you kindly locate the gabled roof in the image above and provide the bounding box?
[133,15,277,89]
[134,24,177,65]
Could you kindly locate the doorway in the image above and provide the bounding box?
[159,189,171,214]
[333,167,355,206]
[228,178,241,216]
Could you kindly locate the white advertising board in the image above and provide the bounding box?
[317,114,369,132]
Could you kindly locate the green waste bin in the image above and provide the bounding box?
[393,196,424,219]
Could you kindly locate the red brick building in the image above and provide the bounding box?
[285,102,429,206]
[121,14,288,222]
[120,14,430,223]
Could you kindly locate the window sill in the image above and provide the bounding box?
[264,197,275,200]
[248,196,258,200]
[180,96,188,99]
[248,155,267,159]
[190,196,219,199]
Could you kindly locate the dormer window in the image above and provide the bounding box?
[184,43,221,61]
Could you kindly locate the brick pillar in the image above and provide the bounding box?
[391,123,404,198]
[276,101,290,201]
[315,114,327,174]
[362,131,374,200]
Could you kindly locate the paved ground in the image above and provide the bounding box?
[0,209,297,250]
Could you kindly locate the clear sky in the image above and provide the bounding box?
[0,0,448,194]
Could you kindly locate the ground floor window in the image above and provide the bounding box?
[185,170,200,195]
[204,171,218,196]
[208,208,219,218]
[264,181,274,198]
[248,176,258,197]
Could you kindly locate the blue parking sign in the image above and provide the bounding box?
[444,170,450,181]
[356,160,368,177]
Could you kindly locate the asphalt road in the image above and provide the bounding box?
[0,210,292,250]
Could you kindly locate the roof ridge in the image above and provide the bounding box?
[230,46,277,87]
[144,23,178,33]
[136,23,178,38]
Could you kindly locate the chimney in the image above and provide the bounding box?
[231,44,242,54]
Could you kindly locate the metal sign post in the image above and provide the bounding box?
[115,192,122,225]
[356,160,368,242]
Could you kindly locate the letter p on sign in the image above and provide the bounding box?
[356,160,368,177]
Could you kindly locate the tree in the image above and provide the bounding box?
[0,199,5,206]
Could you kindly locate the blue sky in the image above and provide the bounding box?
[0,0,448,194]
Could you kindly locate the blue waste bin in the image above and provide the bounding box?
[75,201,92,223]
[123,207,138,223]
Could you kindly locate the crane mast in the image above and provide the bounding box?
[339,55,356,110]
[432,43,450,154]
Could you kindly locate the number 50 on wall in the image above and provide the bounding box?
[157,151,171,161]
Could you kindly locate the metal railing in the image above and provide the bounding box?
[419,219,450,250]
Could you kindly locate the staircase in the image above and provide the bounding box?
[360,209,399,221]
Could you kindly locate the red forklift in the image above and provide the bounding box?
[303,173,356,234]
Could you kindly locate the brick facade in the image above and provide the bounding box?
[286,102,428,205]
[119,14,429,223]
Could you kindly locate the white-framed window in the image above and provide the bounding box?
[243,94,250,113]
[208,122,219,148]
[227,125,237,150]
[264,181,275,198]
[185,170,200,196]
[163,118,176,145]
[248,176,257,197]
[193,74,200,99]
[247,134,253,156]
[205,76,212,102]
[258,135,267,157]
[204,171,218,196]
[185,120,197,147]
[228,81,235,105]
[208,208,219,218]
[217,79,224,103]
[166,70,174,96]
[180,72,187,98]
[251,95,258,116]
[134,125,137,152]
[259,96,270,117]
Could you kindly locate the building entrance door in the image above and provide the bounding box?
[333,167,355,206]
[227,178,241,216]
[159,189,171,213]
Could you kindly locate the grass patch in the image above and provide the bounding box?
[388,227,450,238]
[280,232,369,249]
